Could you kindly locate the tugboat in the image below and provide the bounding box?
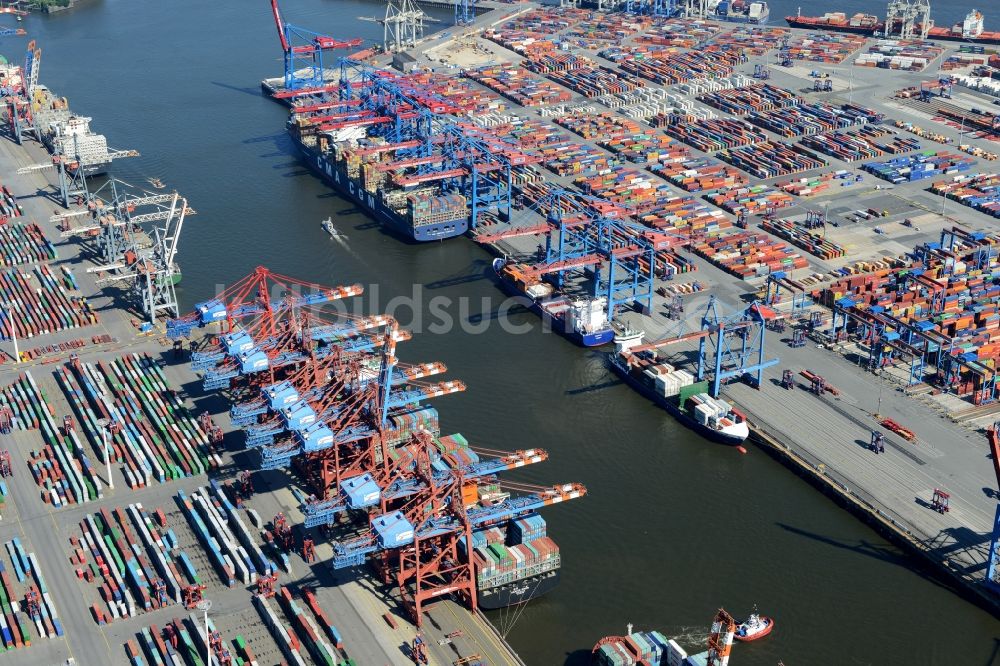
[735,607,774,642]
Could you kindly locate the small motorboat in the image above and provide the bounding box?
[147,177,166,190]
[735,608,774,642]
[321,217,346,239]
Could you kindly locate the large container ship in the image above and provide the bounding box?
[784,11,880,35]
[710,0,770,25]
[491,257,615,347]
[609,331,749,445]
[287,121,469,242]
[786,9,1000,45]
[923,10,1000,46]
[22,85,116,175]
[459,510,561,609]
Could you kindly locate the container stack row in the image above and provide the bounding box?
[465,64,572,108]
[930,173,1000,217]
[561,13,651,50]
[761,217,847,260]
[535,58,646,99]
[0,184,24,220]
[712,26,791,55]
[784,32,868,63]
[8,371,104,506]
[693,232,809,279]
[662,118,768,152]
[802,126,920,162]
[705,185,795,215]
[74,504,202,622]
[718,141,827,179]
[747,101,876,138]
[697,83,799,116]
[649,157,749,192]
[0,265,96,343]
[632,18,721,48]
[276,586,348,666]
[127,615,260,666]
[776,170,859,197]
[862,151,976,183]
[0,551,33,651]
[554,112,689,164]
[178,484,275,588]
[0,223,56,268]
[55,353,215,489]
[4,539,62,640]
[254,593,309,666]
[618,47,745,85]
[855,39,943,72]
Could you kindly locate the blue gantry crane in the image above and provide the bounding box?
[302,433,548,528]
[269,0,362,92]
[500,189,690,318]
[631,296,780,397]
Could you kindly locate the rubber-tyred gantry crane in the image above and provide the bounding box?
[270,0,362,93]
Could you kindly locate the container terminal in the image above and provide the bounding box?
[0,30,554,666]
[269,0,1000,633]
[0,0,999,664]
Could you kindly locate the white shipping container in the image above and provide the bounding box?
[666,640,688,666]
[673,369,695,387]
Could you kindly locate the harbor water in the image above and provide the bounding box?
[12,0,1000,664]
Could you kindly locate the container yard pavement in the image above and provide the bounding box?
[0,138,522,665]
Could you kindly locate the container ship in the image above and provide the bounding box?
[19,85,117,176]
[786,9,1000,45]
[459,510,561,609]
[491,257,615,347]
[593,610,739,665]
[710,0,770,25]
[609,331,749,445]
[785,11,880,35]
[287,119,470,242]
[923,10,1000,46]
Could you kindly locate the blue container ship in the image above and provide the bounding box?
[288,123,469,242]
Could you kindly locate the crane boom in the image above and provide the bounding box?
[270,0,290,52]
